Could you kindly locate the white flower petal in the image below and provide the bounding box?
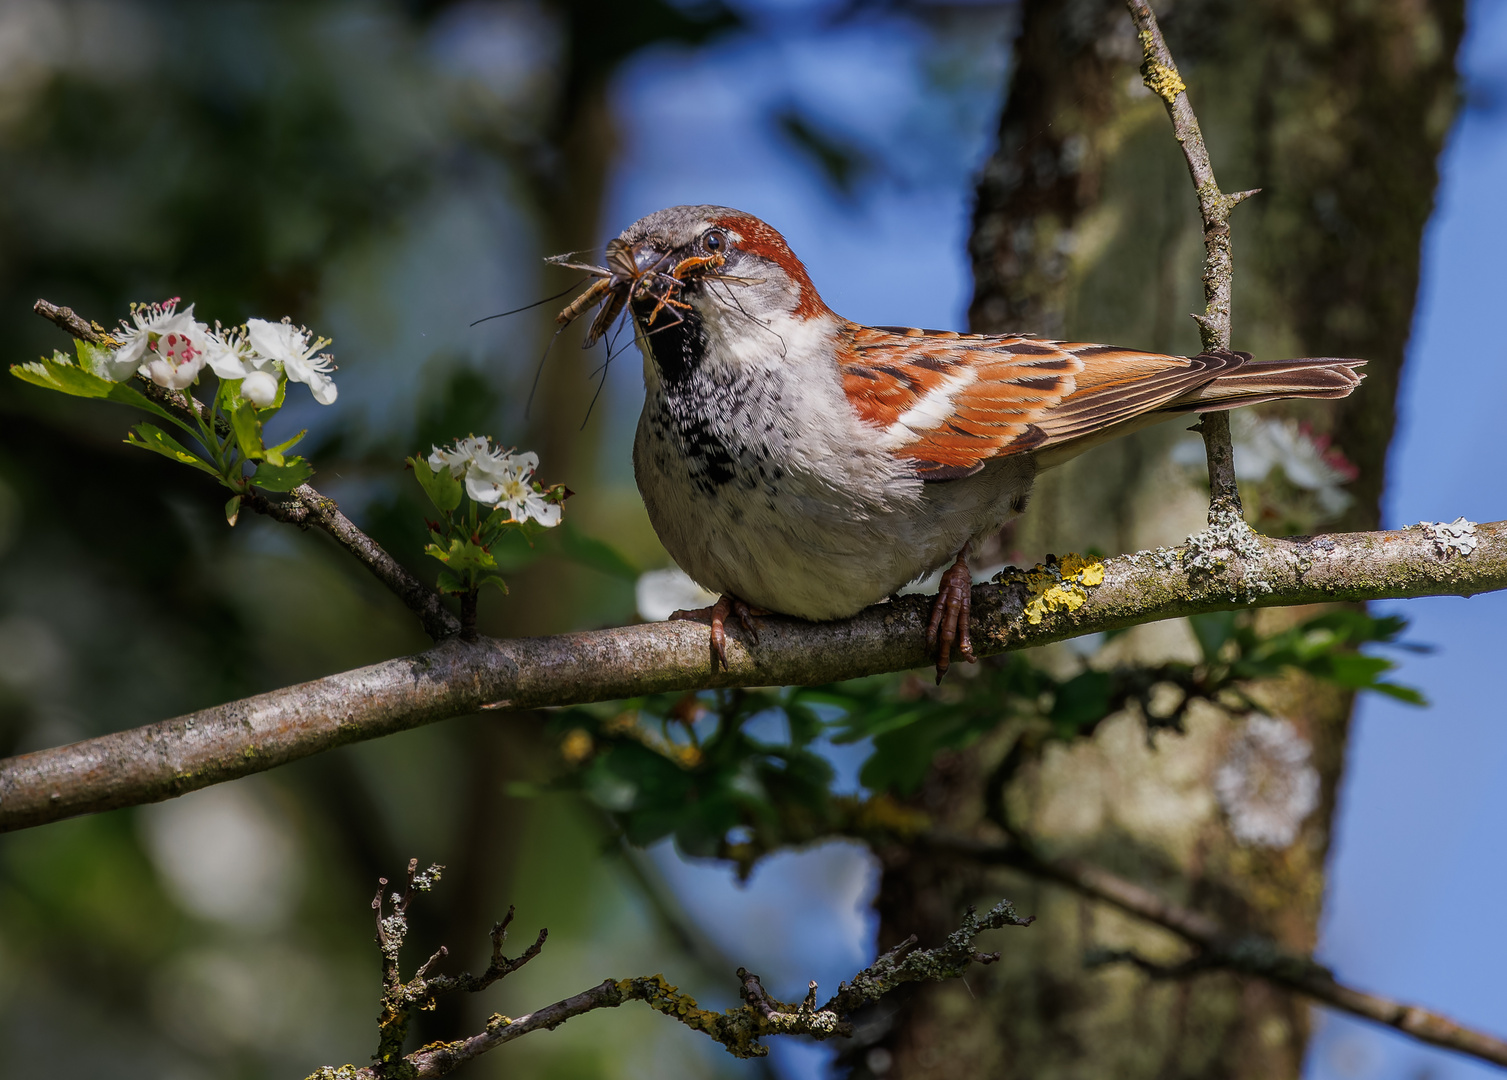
[241,370,279,407]
[465,473,505,505]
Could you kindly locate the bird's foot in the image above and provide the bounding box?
[926,550,976,683]
[670,594,767,670]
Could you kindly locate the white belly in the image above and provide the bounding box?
[633,405,1035,621]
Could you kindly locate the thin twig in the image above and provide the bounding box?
[32,298,460,641]
[307,881,1029,1080]
[931,834,1507,1069]
[1125,0,1256,519]
[1,517,1503,832]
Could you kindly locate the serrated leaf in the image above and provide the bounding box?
[435,567,467,594]
[75,339,117,378]
[477,573,509,594]
[251,457,314,492]
[125,423,219,476]
[11,352,116,398]
[408,456,463,513]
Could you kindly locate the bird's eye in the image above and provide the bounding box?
[703,229,728,253]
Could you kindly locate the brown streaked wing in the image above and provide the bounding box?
[836,324,1237,478]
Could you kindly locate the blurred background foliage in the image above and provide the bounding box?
[0,1,1017,1077]
[0,0,1487,1078]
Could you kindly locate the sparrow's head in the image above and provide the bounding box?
[614,204,828,321]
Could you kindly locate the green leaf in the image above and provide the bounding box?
[1189,611,1238,664]
[408,456,463,513]
[251,457,314,492]
[103,379,194,432]
[1369,682,1428,706]
[125,423,219,477]
[231,402,265,461]
[435,568,467,594]
[477,573,509,594]
[262,428,307,466]
[11,351,117,398]
[225,495,242,526]
[75,339,116,378]
[1049,670,1114,737]
[560,525,639,581]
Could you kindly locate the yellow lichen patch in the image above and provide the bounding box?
[1000,553,1107,625]
[1137,34,1187,103]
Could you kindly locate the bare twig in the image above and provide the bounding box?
[1125,0,1256,519]
[2,518,1503,831]
[308,870,1029,1080]
[31,298,460,641]
[932,835,1507,1069]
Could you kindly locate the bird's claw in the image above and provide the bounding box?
[670,594,767,671]
[926,551,976,683]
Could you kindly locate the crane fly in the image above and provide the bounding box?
[548,238,754,346]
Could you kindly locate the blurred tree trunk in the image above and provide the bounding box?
[862,2,1463,1077]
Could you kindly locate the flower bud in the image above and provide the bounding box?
[241,369,279,407]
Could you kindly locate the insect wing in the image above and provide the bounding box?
[604,238,638,280]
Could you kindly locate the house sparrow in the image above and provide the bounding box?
[554,205,1364,677]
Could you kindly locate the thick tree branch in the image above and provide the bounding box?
[32,299,461,641]
[932,835,1507,1069]
[1,519,1501,832]
[1126,0,1257,517]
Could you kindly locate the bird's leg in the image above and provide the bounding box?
[670,594,767,671]
[926,550,976,682]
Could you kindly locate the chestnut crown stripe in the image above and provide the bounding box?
[711,213,830,321]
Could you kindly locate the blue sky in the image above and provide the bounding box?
[603,3,1507,1078]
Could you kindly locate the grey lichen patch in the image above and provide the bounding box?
[1182,510,1274,598]
[1415,517,1478,558]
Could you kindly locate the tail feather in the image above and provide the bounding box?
[1164,354,1365,413]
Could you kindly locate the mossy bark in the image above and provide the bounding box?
[865,2,1464,1077]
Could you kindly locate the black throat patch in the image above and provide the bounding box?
[633,295,706,386]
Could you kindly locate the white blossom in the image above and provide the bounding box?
[427,434,496,477]
[245,318,338,405]
[240,370,279,408]
[1172,412,1357,516]
[201,324,267,380]
[107,299,210,386]
[469,451,560,526]
[426,437,561,526]
[1214,715,1321,848]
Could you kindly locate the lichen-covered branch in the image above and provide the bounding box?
[308,865,1030,1080]
[31,299,461,642]
[1125,0,1258,517]
[934,835,1507,1069]
[1,518,1502,832]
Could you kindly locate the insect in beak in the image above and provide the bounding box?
[547,239,741,347]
